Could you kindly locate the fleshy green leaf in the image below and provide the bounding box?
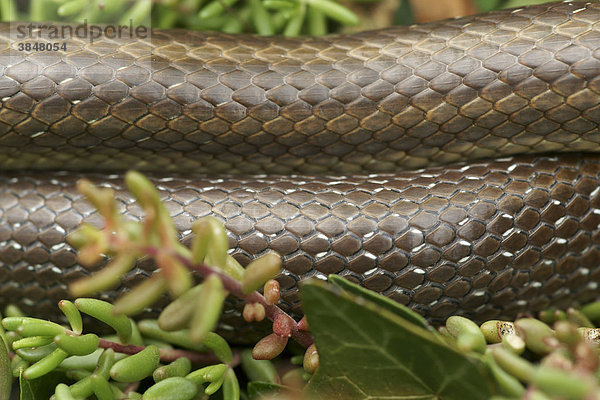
[0,335,10,400]
[19,370,65,400]
[302,280,494,399]
[241,349,278,384]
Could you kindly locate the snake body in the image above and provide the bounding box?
[2,1,600,338]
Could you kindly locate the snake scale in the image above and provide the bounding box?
[1,1,600,340]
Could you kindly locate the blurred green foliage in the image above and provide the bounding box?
[2,0,358,36]
[475,0,552,11]
[2,0,554,36]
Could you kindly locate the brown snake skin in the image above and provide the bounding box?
[2,2,600,339]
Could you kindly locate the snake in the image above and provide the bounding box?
[1,1,600,341]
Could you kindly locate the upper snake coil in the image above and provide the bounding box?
[1,1,600,341]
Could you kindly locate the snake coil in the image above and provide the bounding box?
[1,1,600,340]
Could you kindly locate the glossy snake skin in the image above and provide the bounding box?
[2,2,600,339]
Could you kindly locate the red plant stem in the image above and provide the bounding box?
[97,338,236,365]
[183,255,313,348]
[142,246,314,348]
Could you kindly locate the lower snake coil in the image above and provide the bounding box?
[1,1,600,340]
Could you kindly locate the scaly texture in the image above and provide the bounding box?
[1,2,600,174]
[1,2,600,339]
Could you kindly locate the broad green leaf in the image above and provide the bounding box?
[19,371,65,400]
[247,381,290,399]
[302,281,494,399]
[0,335,10,400]
[328,275,437,334]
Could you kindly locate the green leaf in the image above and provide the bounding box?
[393,0,413,25]
[473,0,501,12]
[241,349,278,384]
[247,381,289,399]
[501,0,552,8]
[327,275,437,334]
[305,0,358,25]
[0,335,11,400]
[302,280,494,399]
[19,370,65,400]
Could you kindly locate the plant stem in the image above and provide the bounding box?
[142,246,314,349]
[187,256,314,349]
[97,338,238,365]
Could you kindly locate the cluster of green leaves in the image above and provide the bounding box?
[0,0,150,25]
[68,172,298,353]
[0,301,294,399]
[306,277,600,400]
[0,171,309,399]
[0,0,360,36]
